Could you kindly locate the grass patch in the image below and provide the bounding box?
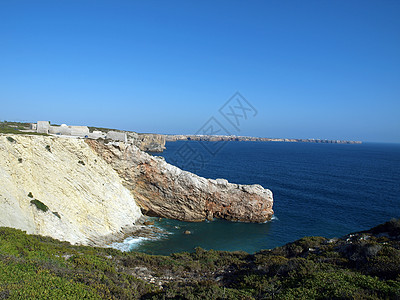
[88,126,122,133]
[6,136,16,143]
[0,121,49,136]
[52,212,61,219]
[30,199,49,213]
[0,128,49,136]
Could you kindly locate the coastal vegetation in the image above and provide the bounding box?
[27,193,61,219]
[0,121,48,136]
[29,199,49,213]
[0,219,399,299]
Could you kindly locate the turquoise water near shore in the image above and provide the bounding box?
[116,141,400,255]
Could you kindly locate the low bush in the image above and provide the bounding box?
[30,199,49,212]
[6,136,16,143]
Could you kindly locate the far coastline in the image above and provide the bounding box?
[164,134,362,144]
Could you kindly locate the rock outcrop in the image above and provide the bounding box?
[86,140,274,222]
[0,134,143,246]
[127,132,166,152]
[86,125,166,152]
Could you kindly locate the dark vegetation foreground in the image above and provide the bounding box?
[0,219,399,299]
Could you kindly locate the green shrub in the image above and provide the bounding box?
[27,192,33,198]
[30,199,49,212]
[6,136,16,143]
[45,145,51,153]
[52,212,61,219]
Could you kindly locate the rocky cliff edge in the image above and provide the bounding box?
[0,134,273,248]
[87,140,274,222]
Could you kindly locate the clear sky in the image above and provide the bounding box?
[1,1,399,143]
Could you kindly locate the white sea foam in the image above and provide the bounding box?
[109,236,150,252]
[261,215,278,223]
[109,226,171,252]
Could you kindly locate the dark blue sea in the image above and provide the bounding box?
[116,141,400,256]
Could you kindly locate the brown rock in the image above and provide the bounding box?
[86,140,274,223]
[127,132,166,152]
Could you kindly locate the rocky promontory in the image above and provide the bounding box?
[127,132,166,152]
[86,139,274,222]
[0,132,274,248]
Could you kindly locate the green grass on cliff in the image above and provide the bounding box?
[29,199,49,212]
[0,220,399,299]
[88,125,121,133]
[0,121,49,136]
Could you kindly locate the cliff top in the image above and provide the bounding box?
[1,121,362,144]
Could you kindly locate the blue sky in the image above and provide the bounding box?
[1,1,399,143]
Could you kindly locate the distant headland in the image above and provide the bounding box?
[165,134,362,144]
[0,121,362,157]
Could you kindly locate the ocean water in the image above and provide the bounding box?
[120,141,400,256]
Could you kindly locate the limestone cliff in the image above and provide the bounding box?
[87,140,274,222]
[0,134,142,246]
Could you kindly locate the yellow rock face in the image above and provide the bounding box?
[0,134,142,246]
